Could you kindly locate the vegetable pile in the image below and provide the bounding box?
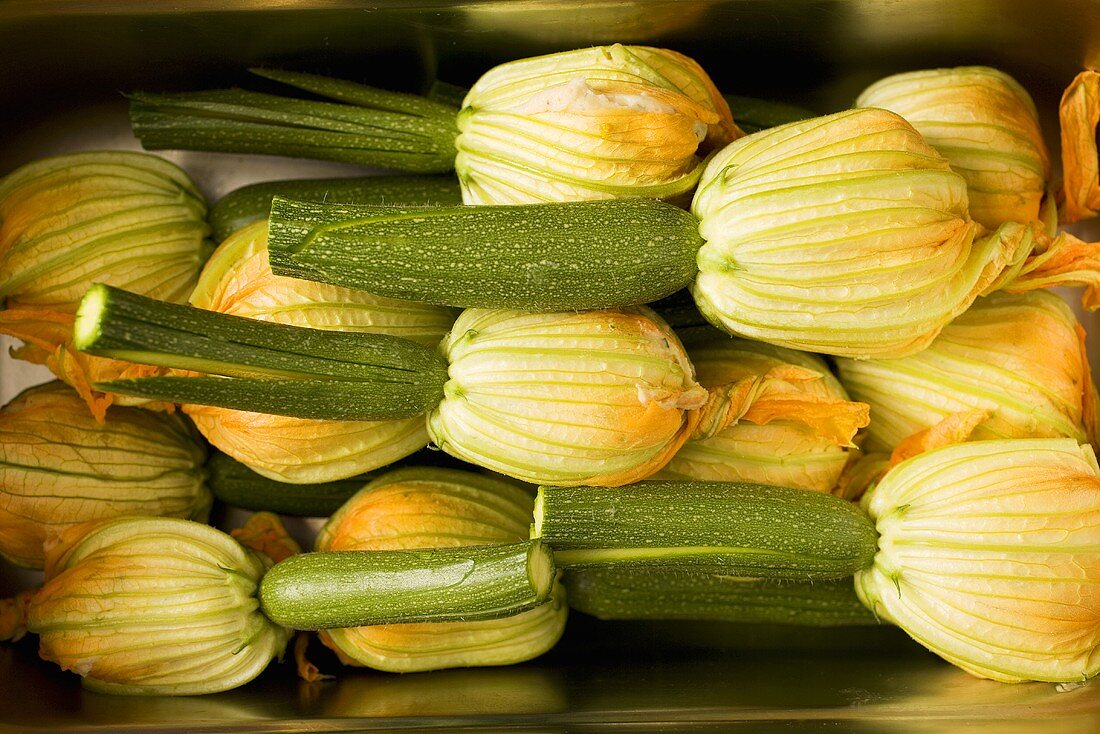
[2,44,1100,695]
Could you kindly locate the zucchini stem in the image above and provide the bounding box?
[72,284,448,420]
[129,69,460,173]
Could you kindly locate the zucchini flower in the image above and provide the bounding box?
[455,44,739,204]
[836,290,1098,453]
[130,45,737,206]
[0,381,211,569]
[0,151,210,419]
[314,467,568,673]
[856,439,1100,683]
[658,328,869,494]
[26,516,292,695]
[856,66,1051,230]
[690,108,1093,358]
[1059,69,1100,224]
[430,306,726,486]
[187,221,456,483]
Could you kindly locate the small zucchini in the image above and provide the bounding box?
[259,540,556,630]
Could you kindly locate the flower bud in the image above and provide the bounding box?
[837,291,1097,452]
[691,108,1035,358]
[186,222,456,483]
[430,306,713,486]
[659,329,868,493]
[856,66,1051,229]
[456,43,738,205]
[0,151,210,417]
[856,439,1100,683]
[315,467,567,672]
[27,516,291,695]
[0,381,210,569]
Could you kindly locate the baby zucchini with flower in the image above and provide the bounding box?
[536,438,1100,683]
[131,44,737,206]
[70,285,763,486]
[268,108,1100,354]
[270,467,567,673]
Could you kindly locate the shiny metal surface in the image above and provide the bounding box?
[2,1,1100,730]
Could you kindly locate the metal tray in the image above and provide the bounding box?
[2,1,1100,731]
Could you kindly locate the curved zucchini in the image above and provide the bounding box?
[267,198,704,311]
[259,540,556,630]
[210,175,462,242]
[534,481,878,580]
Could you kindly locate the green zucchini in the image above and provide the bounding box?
[130,69,459,173]
[72,284,448,420]
[534,481,878,580]
[267,197,704,311]
[564,569,878,626]
[209,175,462,242]
[259,540,556,630]
[205,452,372,516]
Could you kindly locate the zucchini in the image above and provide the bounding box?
[72,284,448,420]
[130,69,459,173]
[206,452,372,516]
[564,569,878,627]
[267,197,704,311]
[534,481,878,579]
[259,540,556,630]
[209,175,462,242]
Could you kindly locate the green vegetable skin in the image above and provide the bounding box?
[267,197,704,311]
[205,453,373,516]
[209,175,462,242]
[534,481,878,579]
[565,569,878,627]
[260,540,556,630]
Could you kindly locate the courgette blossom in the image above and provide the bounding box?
[857,439,1100,683]
[691,108,1100,358]
[659,328,869,494]
[0,381,210,569]
[837,290,1098,453]
[0,151,210,418]
[27,516,291,695]
[456,44,739,204]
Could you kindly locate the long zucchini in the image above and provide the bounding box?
[267,197,703,311]
[534,481,878,579]
[209,175,462,242]
[564,569,878,626]
[206,452,372,516]
[259,540,556,630]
